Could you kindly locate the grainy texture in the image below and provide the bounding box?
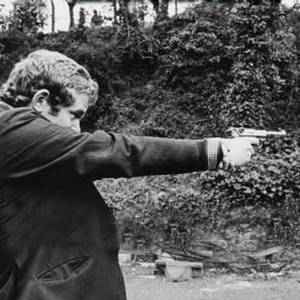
[125,274,300,300]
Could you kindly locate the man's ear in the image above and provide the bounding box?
[31,89,50,113]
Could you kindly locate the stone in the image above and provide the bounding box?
[119,251,133,263]
[134,262,156,276]
[165,261,192,282]
[248,246,284,261]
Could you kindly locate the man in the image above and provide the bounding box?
[0,49,258,300]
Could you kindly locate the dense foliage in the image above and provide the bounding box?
[8,0,47,33]
[0,0,299,253]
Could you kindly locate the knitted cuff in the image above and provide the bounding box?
[205,138,223,170]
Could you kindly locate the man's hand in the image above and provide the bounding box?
[218,137,260,170]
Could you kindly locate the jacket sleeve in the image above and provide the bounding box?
[0,108,221,180]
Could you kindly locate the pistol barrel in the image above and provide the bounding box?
[228,127,286,138]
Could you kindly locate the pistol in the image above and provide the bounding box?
[227,127,287,138]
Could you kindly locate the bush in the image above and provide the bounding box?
[158,1,298,133]
[96,174,227,250]
[156,3,233,135]
[0,29,42,83]
[220,0,297,130]
[8,0,47,33]
[197,0,300,244]
[98,1,300,248]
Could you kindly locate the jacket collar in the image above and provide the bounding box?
[0,101,13,113]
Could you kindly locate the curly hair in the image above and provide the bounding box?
[0,49,99,110]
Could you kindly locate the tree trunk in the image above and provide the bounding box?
[68,3,75,29]
[119,0,130,26]
[112,0,117,24]
[150,0,159,14]
[158,0,169,20]
[50,0,55,32]
[66,1,77,29]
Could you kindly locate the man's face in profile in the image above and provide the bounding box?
[34,90,91,133]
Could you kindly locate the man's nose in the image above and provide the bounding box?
[71,121,81,133]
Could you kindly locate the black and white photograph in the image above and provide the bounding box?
[0,0,299,299]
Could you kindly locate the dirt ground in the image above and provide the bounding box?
[124,273,300,300]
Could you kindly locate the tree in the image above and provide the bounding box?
[50,0,55,32]
[65,0,77,29]
[149,0,170,21]
[112,0,117,24]
[10,0,47,33]
[203,0,235,4]
[151,0,159,13]
[0,4,6,31]
[158,0,169,20]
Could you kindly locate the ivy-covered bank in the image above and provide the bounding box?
[0,0,300,262]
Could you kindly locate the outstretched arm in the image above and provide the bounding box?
[0,108,223,181]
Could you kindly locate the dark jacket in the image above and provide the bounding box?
[0,103,217,300]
